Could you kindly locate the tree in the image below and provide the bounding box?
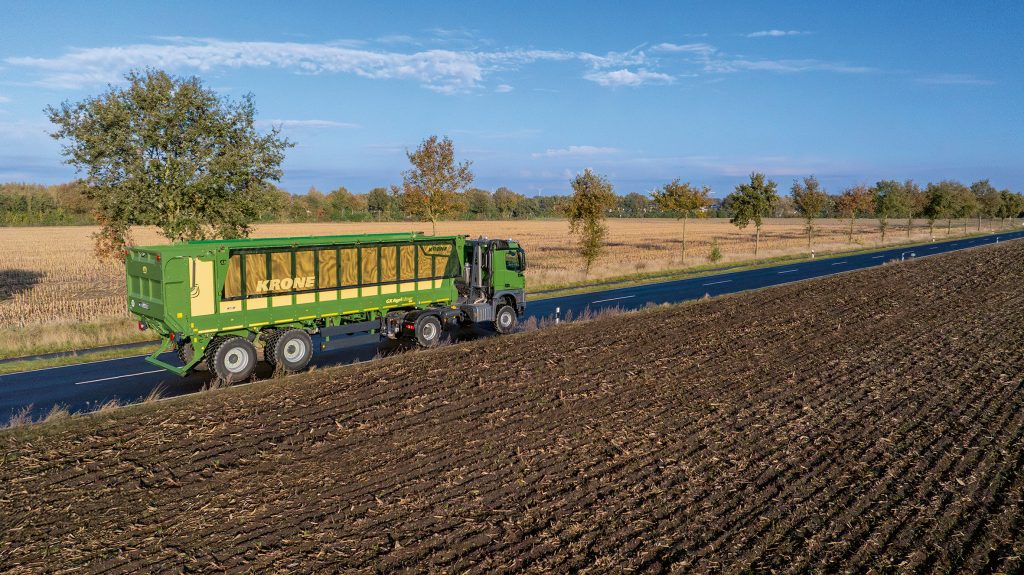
[951,182,976,234]
[394,135,473,235]
[924,181,957,239]
[725,172,779,258]
[651,179,712,263]
[327,186,363,220]
[565,169,616,275]
[871,180,908,243]
[790,176,829,252]
[834,185,874,243]
[903,180,926,239]
[47,69,291,259]
[366,187,392,221]
[493,187,521,218]
[465,188,497,219]
[971,179,1001,231]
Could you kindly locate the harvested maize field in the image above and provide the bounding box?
[2,241,1024,573]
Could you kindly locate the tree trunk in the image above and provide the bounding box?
[977,214,982,231]
[806,218,813,252]
[681,216,687,265]
[879,218,887,243]
[947,219,952,235]
[907,216,913,239]
[430,218,437,236]
[754,225,760,258]
[848,217,855,243]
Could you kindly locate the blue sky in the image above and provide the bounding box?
[1,1,1021,197]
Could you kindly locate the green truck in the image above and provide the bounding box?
[127,232,526,380]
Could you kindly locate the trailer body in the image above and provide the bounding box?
[126,232,525,378]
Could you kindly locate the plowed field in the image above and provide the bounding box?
[3,242,1024,573]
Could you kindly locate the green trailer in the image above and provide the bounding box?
[126,232,526,380]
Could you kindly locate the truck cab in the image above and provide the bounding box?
[456,238,526,332]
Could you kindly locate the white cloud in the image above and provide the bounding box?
[705,58,872,74]
[532,145,620,158]
[747,30,811,38]
[584,69,674,87]
[258,119,359,129]
[495,83,514,93]
[916,73,994,86]
[651,42,717,56]
[0,95,10,104]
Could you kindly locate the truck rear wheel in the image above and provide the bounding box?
[207,336,257,382]
[269,329,313,372]
[415,315,442,348]
[493,305,517,334]
[261,330,282,368]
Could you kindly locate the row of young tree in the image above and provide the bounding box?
[562,170,1024,272]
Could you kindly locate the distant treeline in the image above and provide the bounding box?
[2,179,1022,226]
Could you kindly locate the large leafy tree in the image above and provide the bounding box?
[790,175,829,252]
[924,181,958,238]
[394,135,473,235]
[903,180,926,239]
[725,172,778,258]
[651,179,712,263]
[47,69,291,259]
[565,169,617,275]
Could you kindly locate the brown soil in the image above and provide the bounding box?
[2,241,1024,574]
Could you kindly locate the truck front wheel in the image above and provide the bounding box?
[493,305,517,334]
[208,336,257,382]
[415,315,442,348]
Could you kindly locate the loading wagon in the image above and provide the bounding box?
[127,232,526,380]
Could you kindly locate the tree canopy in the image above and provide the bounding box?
[394,135,473,235]
[566,169,617,274]
[47,69,292,258]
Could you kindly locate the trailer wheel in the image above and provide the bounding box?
[176,341,208,371]
[269,329,314,372]
[493,305,518,334]
[415,315,442,348]
[207,336,257,382]
[261,330,282,368]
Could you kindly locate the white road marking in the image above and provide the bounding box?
[74,370,164,385]
[703,279,732,286]
[929,246,939,250]
[777,269,799,274]
[872,255,885,259]
[591,295,635,304]
[831,261,848,266]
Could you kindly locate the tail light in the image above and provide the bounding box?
[138,321,148,331]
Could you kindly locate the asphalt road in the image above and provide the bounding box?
[3,230,1022,423]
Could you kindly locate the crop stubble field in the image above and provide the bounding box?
[0,217,990,333]
[2,240,1023,573]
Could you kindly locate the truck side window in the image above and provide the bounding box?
[505,249,523,272]
[224,255,242,299]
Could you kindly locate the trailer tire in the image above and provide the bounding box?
[493,304,517,334]
[415,315,442,348]
[176,341,208,371]
[269,329,313,372]
[208,336,257,383]
[261,330,282,368]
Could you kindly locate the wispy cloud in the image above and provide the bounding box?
[0,95,10,104]
[916,73,994,86]
[532,145,620,158]
[747,30,811,38]
[652,41,869,75]
[495,83,514,93]
[652,42,717,56]
[5,38,646,94]
[258,119,359,129]
[584,69,674,86]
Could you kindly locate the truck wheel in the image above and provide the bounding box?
[493,305,518,334]
[270,329,313,372]
[176,341,208,371]
[415,315,442,348]
[208,336,257,382]
[261,330,282,368]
